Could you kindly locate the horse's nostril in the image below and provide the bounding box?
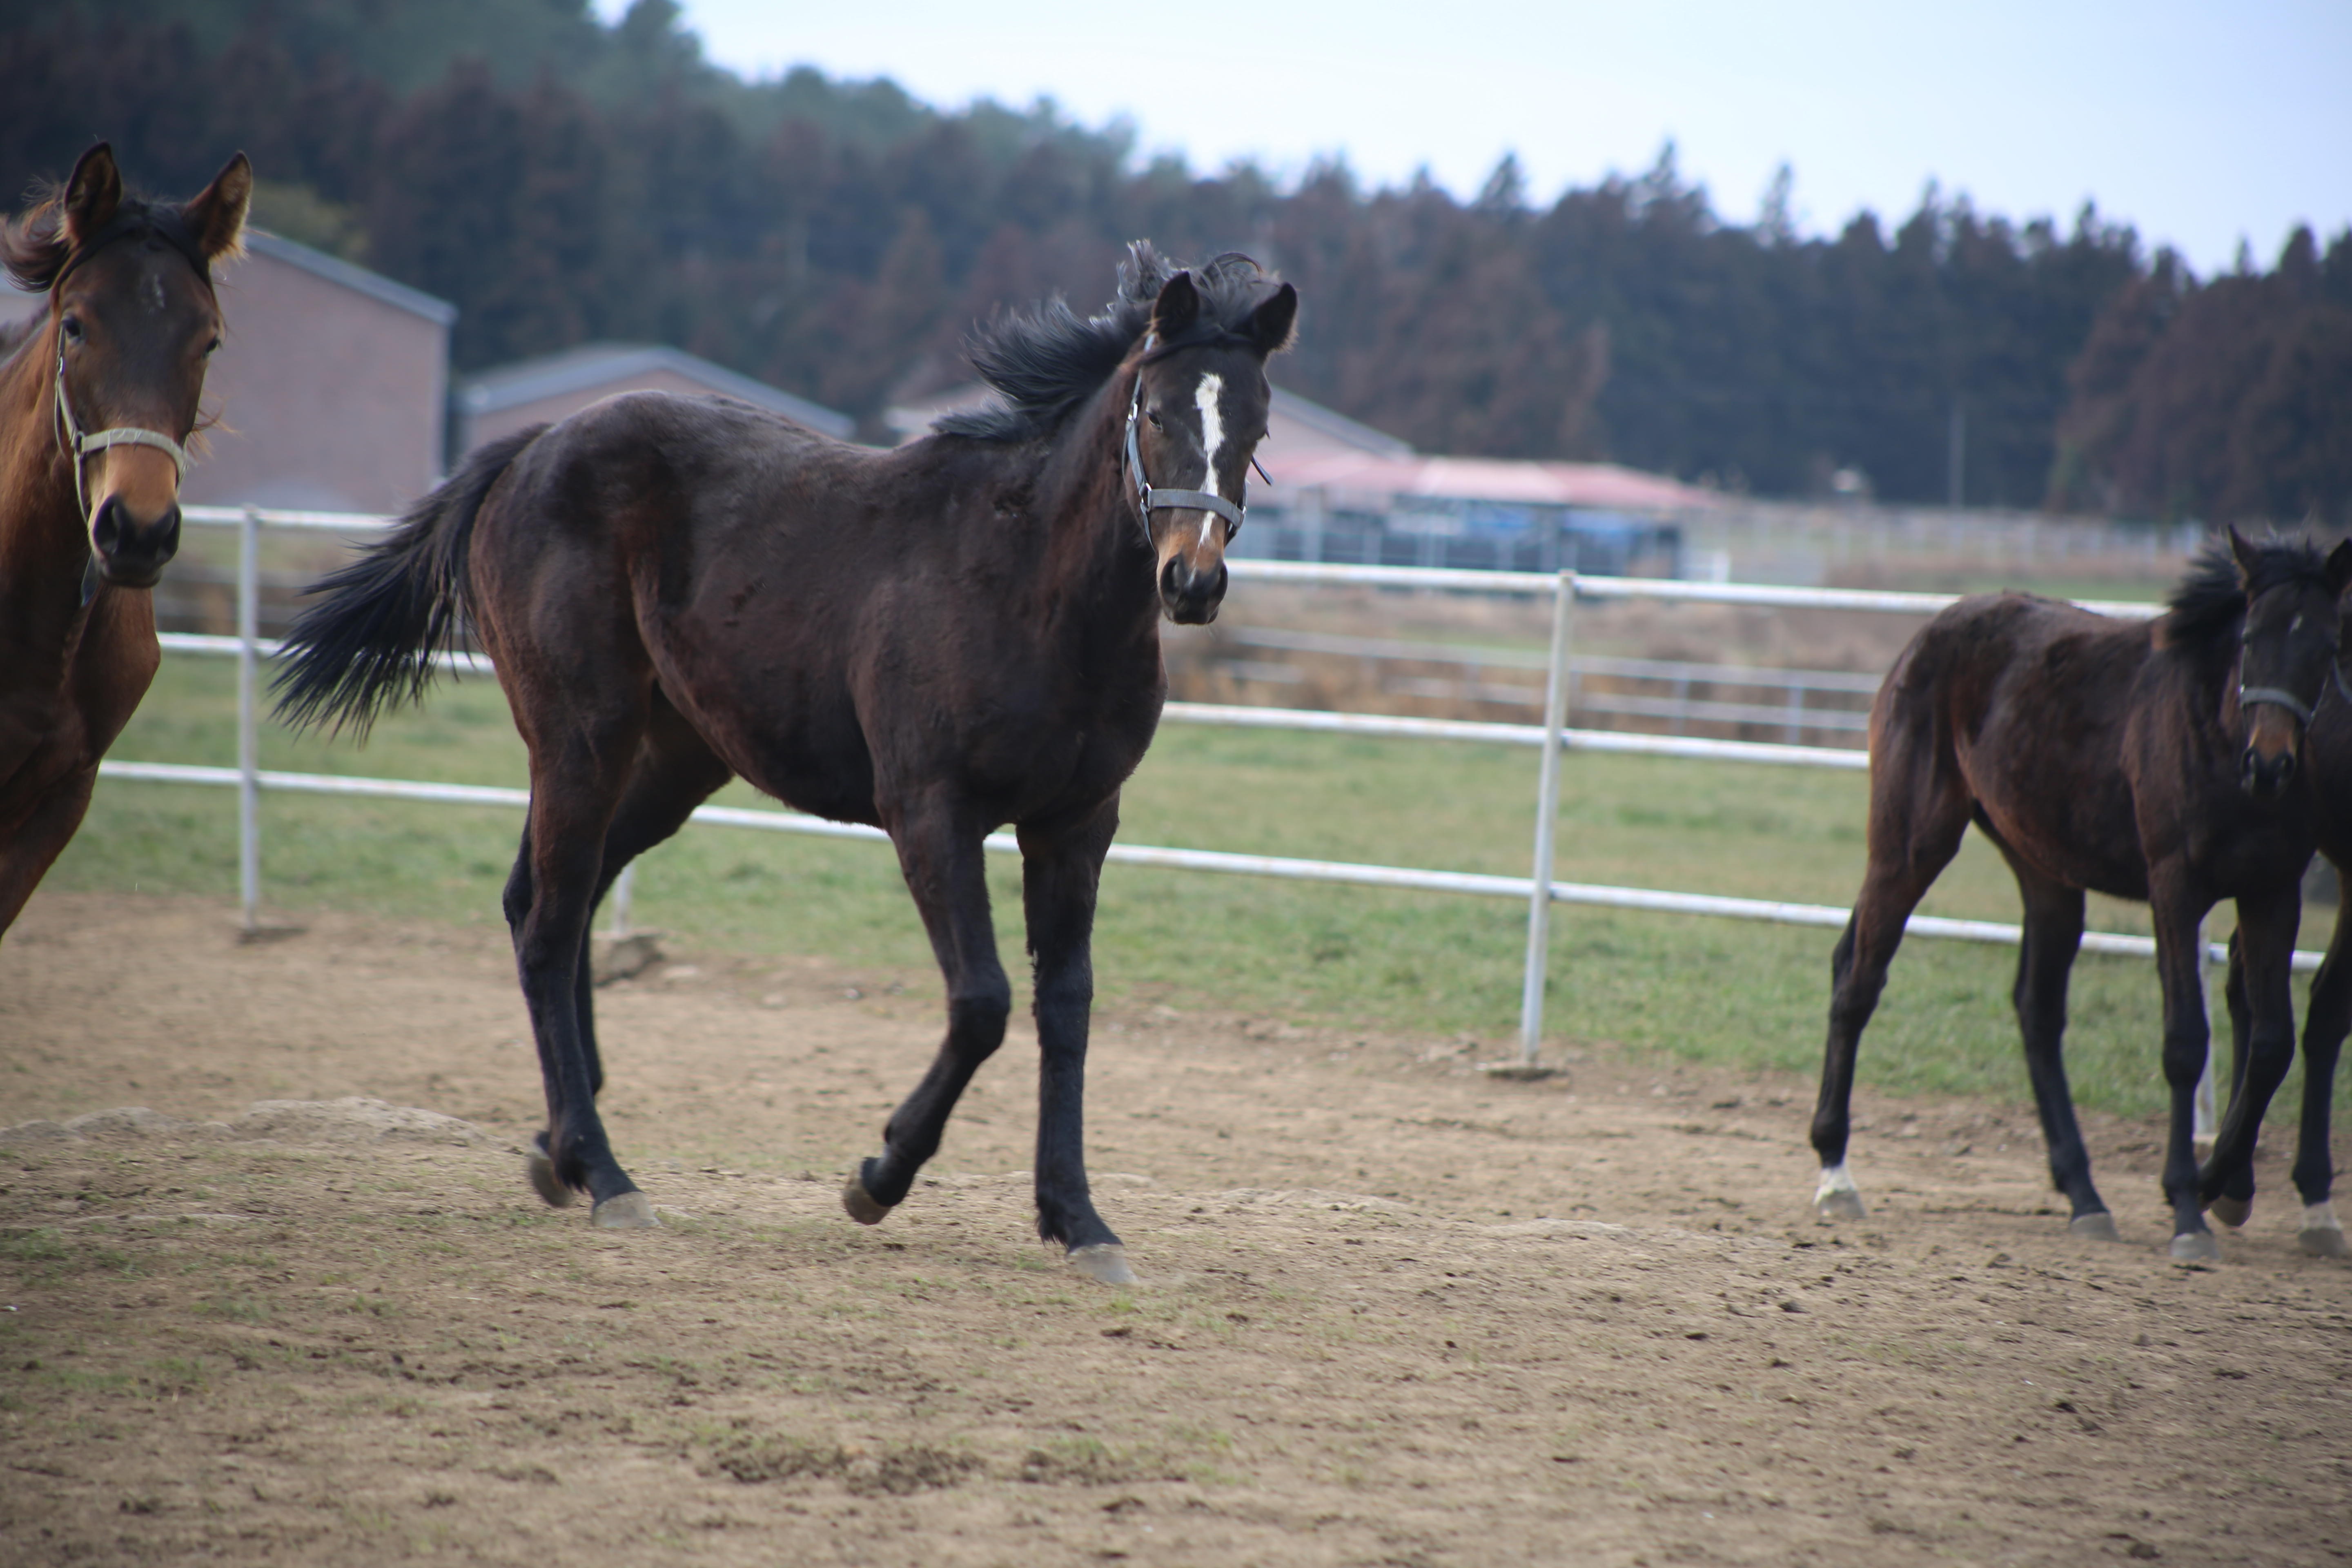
[91,497,121,555]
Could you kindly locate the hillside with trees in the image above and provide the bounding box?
[7,0,2345,523]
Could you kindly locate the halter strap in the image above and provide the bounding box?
[53,343,194,510]
[48,213,206,605]
[2240,684,2318,726]
[1121,347,1247,548]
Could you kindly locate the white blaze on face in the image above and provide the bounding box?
[1193,372,1227,504]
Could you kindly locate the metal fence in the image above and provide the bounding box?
[1202,626,1881,744]
[109,507,2299,1117]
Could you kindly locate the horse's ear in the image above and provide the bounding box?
[62,143,123,248]
[182,152,252,264]
[1152,270,1199,340]
[2326,538,2352,598]
[2227,525,2258,586]
[1247,283,1298,355]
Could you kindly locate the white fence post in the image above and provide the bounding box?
[608,862,636,938]
[1518,570,1575,1066]
[236,505,261,936]
[2194,929,2218,1145]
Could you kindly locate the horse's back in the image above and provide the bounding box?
[469,389,1145,831]
[1873,592,2155,895]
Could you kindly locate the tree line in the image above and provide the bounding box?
[7,0,2346,522]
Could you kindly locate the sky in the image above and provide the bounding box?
[611,0,2350,277]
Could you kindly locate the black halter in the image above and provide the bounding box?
[1120,337,1248,548]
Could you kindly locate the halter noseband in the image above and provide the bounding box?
[49,213,207,604]
[1121,337,1248,548]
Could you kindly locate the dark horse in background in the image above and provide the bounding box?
[2218,646,2352,1258]
[1812,530,2351,1261]
[0,144,251,937]
[276,245,1296,1281]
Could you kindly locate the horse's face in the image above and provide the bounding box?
[49,145,249,588]
[1131,271,1297,625]
[2233,528,2352,799]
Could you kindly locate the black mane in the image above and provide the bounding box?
[2164,533,2337,656]
[937,243,1283,442]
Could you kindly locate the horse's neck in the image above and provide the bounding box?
[0,318,91,652]
[1031,374,1161,631]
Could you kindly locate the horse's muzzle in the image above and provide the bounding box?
[2241,743,2299,800]
[91,495,182,588]
[1160,556,1227,625]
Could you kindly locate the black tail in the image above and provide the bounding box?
[271,426,546,736]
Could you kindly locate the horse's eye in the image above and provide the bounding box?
[60,315,83,343]
[1146,410,1163,431]
[204,334,221,357]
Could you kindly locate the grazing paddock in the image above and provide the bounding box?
[3,894,2350,1566]
[40,653,2352,1127]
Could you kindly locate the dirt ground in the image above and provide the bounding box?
[3,892,2349,1567]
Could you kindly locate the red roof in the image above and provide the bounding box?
[1260,449,1719,512]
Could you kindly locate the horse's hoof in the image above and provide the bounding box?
[1813,1163,1864,1221]
[590,1191,659,1229]
[2207,1195,2253,1229]
[2300,1225,2351,1259]
[1066,1244,1136,1285]
[2067,1212,2121,1243]
[842,1169,891,1227]
[526,1142,577,1209]
[2169,1230,2221,1263]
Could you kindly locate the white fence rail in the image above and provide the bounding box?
[113,506,2296,1116]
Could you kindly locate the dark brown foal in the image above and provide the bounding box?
[1813,530,2352,1261]
[277,246,1296,1281]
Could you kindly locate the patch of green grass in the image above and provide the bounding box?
[53,655,2349,1125]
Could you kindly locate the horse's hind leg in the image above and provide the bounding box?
[502,698,662,1228]
[1999,853,2113,1238]
[1811,733,1971,1220]
[2289,888,2351,1256]
[524,695,733,1211]
[843,802,1012,1229]
[1020,801,1128,1280]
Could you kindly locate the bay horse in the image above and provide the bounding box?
[275,245,1296,1281]
[1811,530,2352,1261]
[0,143,252,938]
[2216,652,2352,1258]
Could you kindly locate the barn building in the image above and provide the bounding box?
[3,231,457,516]
[454,343,854,458]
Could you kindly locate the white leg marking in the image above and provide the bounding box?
[1815,1163,1859,1205]
[2305,1200,2343,1234]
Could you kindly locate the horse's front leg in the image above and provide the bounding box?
[2288,885,2352,1256]
[0,762,97,938]
[843,803,1009,1223]
[1019,802,1129,1281]
[2201,886,2302,1229]
[2149,882,2222,1260]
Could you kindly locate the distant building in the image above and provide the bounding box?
[4,232,457,516]
[199,234,456,514]
[456,343,854,457]
[882,379,1710,574]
